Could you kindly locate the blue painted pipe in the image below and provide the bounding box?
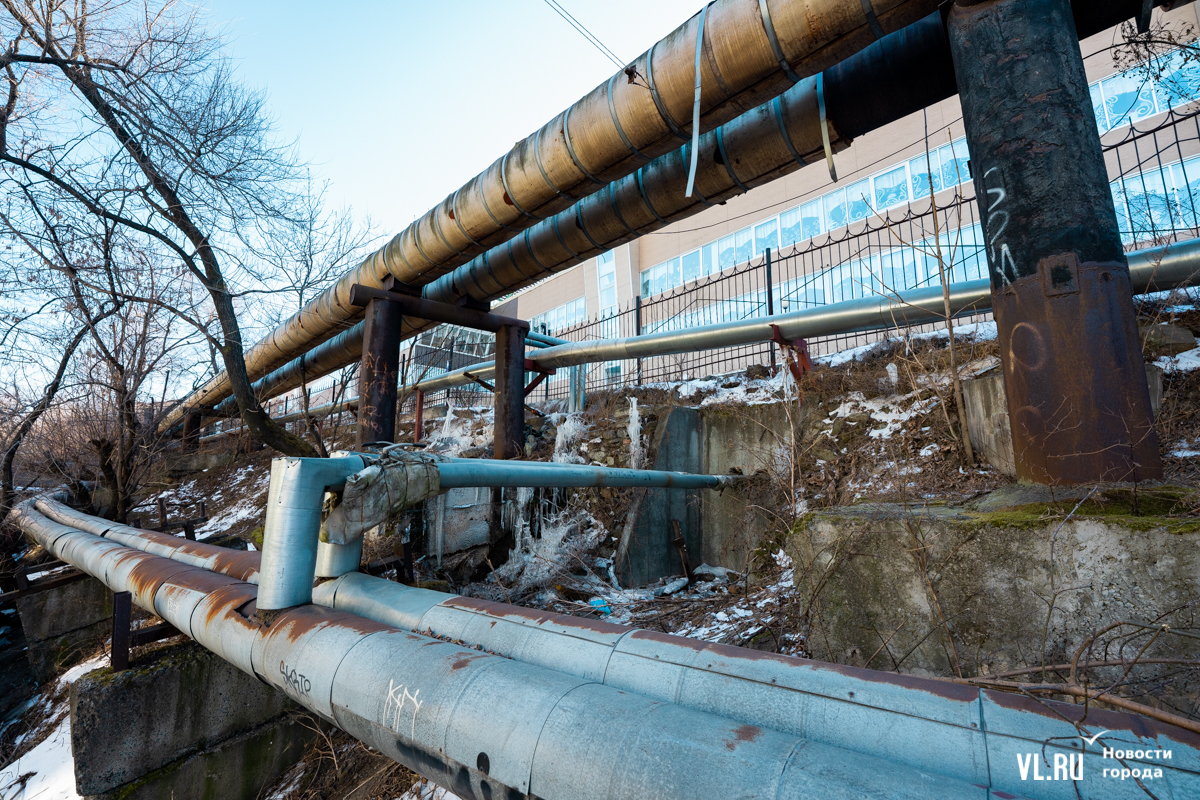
[437,460,733,490]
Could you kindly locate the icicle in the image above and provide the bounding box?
[627,397,643,470]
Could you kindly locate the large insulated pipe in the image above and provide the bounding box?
[196,11,953,421]
[12,502,990,800]
[192,0,1181,418]
[162,0,947,434]
[17,499,1200,797]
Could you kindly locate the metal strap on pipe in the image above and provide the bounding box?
[715,127,750,192]
[449,189,483,248]
[758,0,801,83]
[532,132,578,201]
[861,0,886,40]
[475,180,520,234]
[609,183,641,233]
[607,74,653,164]
[773,95,807,167]
[636,168,670,224]
[562,107,606,186]
[431,210,468,257]
[679,146,715,206]
[524,228,553,273]
[646,40,691,141]
[575,204,605,251]
[505,239,540,281]
[685,3,710,198]
[817,72,838,182]
[412,225,438,267]
[552,215,581,258]
[501,151,545,220]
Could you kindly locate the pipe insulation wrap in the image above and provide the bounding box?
[11,499,995,799]
[163,0,946,432]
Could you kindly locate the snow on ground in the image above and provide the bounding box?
[1157,346,1200,374]
[398,780,463,800]
[0,655,107,800]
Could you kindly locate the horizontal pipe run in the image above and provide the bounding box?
[180,1,1184,421]
[162,0,946,433]
[436,461,733,490]
[12,500,994,799]
[348,286,528,332]
[19,495,1198,797]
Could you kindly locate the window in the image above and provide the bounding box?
[531,296,586,335]
[717,233,737,269]
[701,242,717,276]
[754,219,779,255]
[800,199,823,240]
[734,227,753,263]
[874,164,909,209]
[846,179,871,223]
[779,207,803,247]
[681,249,702,283]
[597,251,618,315]
[940,140,970,188]
[823,190,847,231]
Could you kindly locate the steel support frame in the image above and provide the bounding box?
[494,325,527,459]
[948,0,1161,484]
[357,288,405,448]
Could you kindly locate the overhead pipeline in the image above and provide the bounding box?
[162,0,946,433]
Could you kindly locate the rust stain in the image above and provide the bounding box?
[450,653,490,672]
[267,606,395,645]
[982,688,1200,748]
[445,596,629,636]
[723,724,763,751]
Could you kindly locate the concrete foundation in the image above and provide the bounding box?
[71,641,314,799]
[963,363,1164,478]
[789,485,1200,680]
[16,577,113,682]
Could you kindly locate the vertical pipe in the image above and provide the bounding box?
[182,410,201,453]
[493,325,527,459]
[766,248,777,373]
[635,295,643,386]
[947,0,1161,485]
[414,389,425,443]
[111,590,131,671]
[357,297,403,447]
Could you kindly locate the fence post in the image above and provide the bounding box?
[634,295,643,386]
[765,248,777,374]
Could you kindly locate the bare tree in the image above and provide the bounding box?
[0,0,321,456]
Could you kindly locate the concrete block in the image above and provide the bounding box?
[83,715,315,800]
[16,577,113,682]
[163,450,234,476]
[620,407,702,588]
[963,363,1163,477]
[71,642,297,795]
[1140,322,1197,356]
[426,486,493,558]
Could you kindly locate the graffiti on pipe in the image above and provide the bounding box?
[384,678,423,739]
[280,661,312,698]
[983,166,1019,287]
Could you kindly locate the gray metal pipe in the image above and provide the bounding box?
[437,460,733,490]
[258,455,369,609]
[162,0,945,433]
[12,500,998,799]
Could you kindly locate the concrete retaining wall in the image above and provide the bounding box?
[16,577,112,682]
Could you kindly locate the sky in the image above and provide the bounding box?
[198,0,708,233]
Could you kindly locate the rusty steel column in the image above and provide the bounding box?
[181,410,202,452]
[413,389,424,443]
[948,0,1161,485]
[493,325,526,459]
[356,296,403,448]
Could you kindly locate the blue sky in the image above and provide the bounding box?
[200,0,707,232]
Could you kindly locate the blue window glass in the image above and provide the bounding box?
[1121,170,1174,242]
[701,242,717,275]
[823,190,847,231]
[754,219,779,255]
[800,200,823,240]
[779,207,802,247]
[718,234,736,269]
[1156,49,1200,110]
[734,228,753,263]
[681,250,701,284]
[1090,83,1109,133]
[665,257,681,290]
[910,154,935,199]
[640,268,651,297]
[1101,71,1159,129]
[874,164,909,209]
[847,179,871,222]
[1172,157,1200,229]
[941,140,970,188]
